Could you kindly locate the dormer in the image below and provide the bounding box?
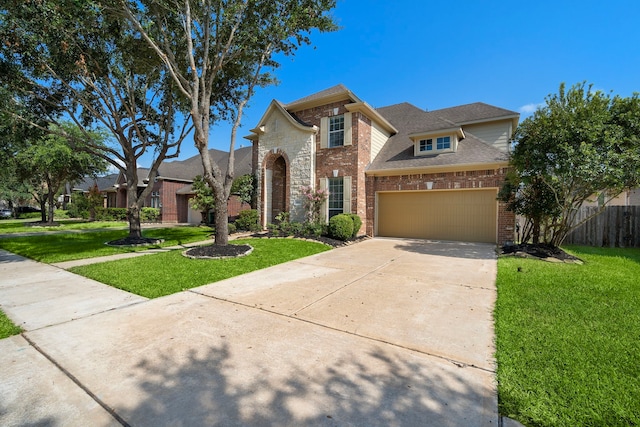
[410,127,465,157]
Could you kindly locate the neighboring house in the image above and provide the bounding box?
[69,173,120,207]
[246,84,519,244]
[582,188,640,207]
[109,148,253,224]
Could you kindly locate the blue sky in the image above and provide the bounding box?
[141,0,640,166]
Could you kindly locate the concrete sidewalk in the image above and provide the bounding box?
[0,239,520,426]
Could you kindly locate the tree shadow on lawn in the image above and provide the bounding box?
[117,343,494,427]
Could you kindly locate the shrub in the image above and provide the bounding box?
[141,207,160,223]
[66,202,88,219]
[227,222,237,234]
[235,209,259,231]
[54,210,71,219]
[95,207,127,221]
[348,214,362,238]
[304,221,326,237]
[328,214,354,241]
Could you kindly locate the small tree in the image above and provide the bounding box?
[231,174,256,207]
[301,186,329,224]
[15,124,108,224]
[87,184,104,221]
[189,175,216,224]
[501,82,640,247]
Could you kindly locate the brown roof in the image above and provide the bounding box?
[430,102,519,124]
[369,102,510,172]
[156,146,253,182]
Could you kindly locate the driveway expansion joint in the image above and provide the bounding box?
[187,288,497,375]
[21,334,130,427]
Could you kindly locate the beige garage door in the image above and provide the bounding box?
[377,190,497,243]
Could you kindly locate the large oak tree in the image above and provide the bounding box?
[117,0,337,245]
[0,0,192,239]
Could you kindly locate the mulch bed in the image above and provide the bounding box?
[500,243,583,264]
[183,244,253,260]
[251,232,370,248]
[106,236,165,247]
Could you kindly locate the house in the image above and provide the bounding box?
[77,148,253,224]
[246,84,519,244]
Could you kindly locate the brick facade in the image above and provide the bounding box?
[252,90,516,244]
[365,168,515,243]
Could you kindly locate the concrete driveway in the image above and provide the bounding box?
[0,238,499,426]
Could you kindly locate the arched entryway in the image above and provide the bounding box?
[263,152,290,225]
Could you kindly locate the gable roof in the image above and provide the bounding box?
[73,173,119,192]
[369,102,510,174]
[285,84,362,110]
[155,146,253,182]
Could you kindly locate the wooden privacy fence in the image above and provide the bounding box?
[564,206,640,248]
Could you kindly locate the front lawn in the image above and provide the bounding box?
[0,226,214,263]
[70,238,331,298]
[0,219,129,233]
[495,246,640,426]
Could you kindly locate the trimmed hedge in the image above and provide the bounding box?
[328,214,354,241]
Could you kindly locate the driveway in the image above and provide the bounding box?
[0,238,499,426]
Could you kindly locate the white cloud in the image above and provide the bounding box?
[519,103,544,114]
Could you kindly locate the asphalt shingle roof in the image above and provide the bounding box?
[369,102,510,172]
[156,146,253,181]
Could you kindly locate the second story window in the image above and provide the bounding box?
[419,139,433,152]
[329,115,345,147]
[436,136,451,150]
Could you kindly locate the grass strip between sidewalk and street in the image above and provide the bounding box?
[495,245,640,427]
[0,309,22,339]
[69,238,331,299]
[0,226,215,263]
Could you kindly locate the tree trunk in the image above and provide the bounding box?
[128,204,142,239]
[47,191,56,224]
[212,184,228,246]
[39,199,46,222]
[127,185,142,239]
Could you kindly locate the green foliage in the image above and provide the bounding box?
[94,208,128,221]
[87,184,104,221]
[502,82,640,246]
[0,309,21,339]
[347,214,362,238]
[234,209,260,231]
[231,174,256,206]
[141,207,160,222]
[328,214,354,241]
[303,221,327,238]
[495,246,640,426]
[189,175,215,218]
[67,191,91,219]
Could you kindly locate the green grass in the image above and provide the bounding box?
[0,309,21,339]
[0,226,214,263]
[495,246,640,426]
[0,219,129,233]
[70,238,331,298]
